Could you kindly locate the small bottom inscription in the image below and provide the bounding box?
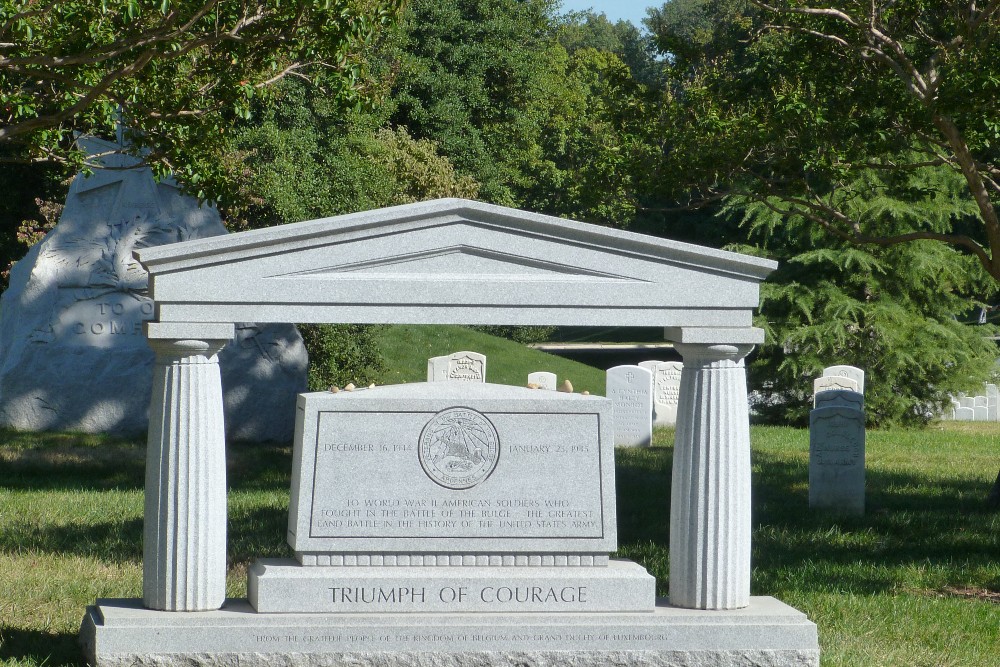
[250,630,676,645]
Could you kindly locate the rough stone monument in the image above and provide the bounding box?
[427,351,486,382]
[605,365,653,447]
[79,198,818,665]
[809,406,865,514]
[0,137,307,441]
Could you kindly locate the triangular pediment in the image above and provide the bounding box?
[136,199,776,330]
[278,245,642,282]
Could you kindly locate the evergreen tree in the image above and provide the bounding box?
[732,162,998,426]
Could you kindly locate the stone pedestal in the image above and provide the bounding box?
[143,323,233,611]
[81,597,819,667]
[670,343,753,610]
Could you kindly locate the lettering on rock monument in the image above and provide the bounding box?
[0,136,307,440]
[30,216,169,348]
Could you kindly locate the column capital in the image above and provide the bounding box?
[146,337,229,361]
[664,326,764,346]
[673,342,755,366]
[145,321,235,342]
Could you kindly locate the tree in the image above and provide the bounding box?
[648,1,1000,496]
[556,9,664,87]
[731,162,998,427]
[651,1,1000,280]
[388,0,655,226]
[0,0,402,198]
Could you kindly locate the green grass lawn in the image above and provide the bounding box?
[371,324,608,393]
[1,422,999,666]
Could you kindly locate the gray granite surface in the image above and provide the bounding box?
[809,406,865,514]
[287,383,616,560]
[249,558,655,613]
[134,198,776,329]
[0,136,306,441]
[81,597,819,667]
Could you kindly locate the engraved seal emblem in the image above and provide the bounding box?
[418,407,499,489]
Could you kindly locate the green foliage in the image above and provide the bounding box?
[521,47,658,225]
[297,324,387,391]
[0,151,70,285]
[390,0,562,206]
[388,0,652,226]
[0,0,403,202]
[731,162,1000,427]
[467,325,556,345]
[556,10,665,87]
[222,107,479,229]
[648,1,1000,276]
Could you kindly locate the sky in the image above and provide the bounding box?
[557,0,658,29]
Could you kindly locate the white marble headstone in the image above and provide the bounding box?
[987,384,998,421]
[813,376,859,404]
[649,361,683,426]
[427,351,486,382]
[809,406,865,515]
[528,371,557,390]
[605,365,653,447]
[954,406,975,421]
[822,365,865,394]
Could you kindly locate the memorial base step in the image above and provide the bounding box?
[249,557,655,613]
[81,596,819,667]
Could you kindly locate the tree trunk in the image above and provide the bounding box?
[988,469,1000,510]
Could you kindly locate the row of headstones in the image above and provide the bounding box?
[425,352,677,448]
[810,365,866,515]
[604,362,682,448]
[939,384,999,421]
[426,350,567,391]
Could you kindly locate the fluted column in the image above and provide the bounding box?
[669,343,754,610]
[143,323,233,611]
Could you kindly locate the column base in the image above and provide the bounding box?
[81,597,819,667]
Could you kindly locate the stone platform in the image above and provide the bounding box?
[81,596,819,667]
[249,558,656,613]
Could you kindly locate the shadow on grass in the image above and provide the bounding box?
[0,627,82,667]
[749,450,1000,595]
[612,441,999,598]
[0,440,295,563]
